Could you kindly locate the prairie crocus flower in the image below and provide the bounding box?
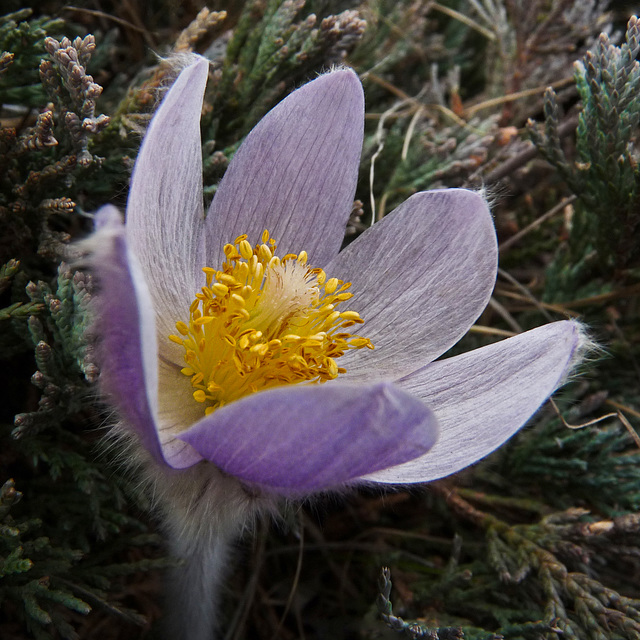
[89,57,586,639]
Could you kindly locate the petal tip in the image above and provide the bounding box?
[318,65,361,85]
[310,66,364,110]
[167,53,209,83]
[560,318,599,382]
[94,204,123,231]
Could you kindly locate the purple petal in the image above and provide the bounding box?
[126,57,209,360]
[204,69,364,267]
[90,206,162,462]
[90,206,203,470]
[325,189,498,382]
[178,381,438,493]
[363,321,586,484]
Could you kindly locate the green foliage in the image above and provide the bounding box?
[529,16,640,298]
[0,477,93,639]
[362,109,499,217]
[0,9,64,106]
[377,567,468,639]
[504,413,640,517]
[349,0,445,90]
[13,263,95,439]
[0,25,109,266]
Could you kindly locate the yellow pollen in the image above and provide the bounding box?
[171,230,374,415]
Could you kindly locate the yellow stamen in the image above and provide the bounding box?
[171,230,374,415]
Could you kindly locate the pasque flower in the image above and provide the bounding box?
[89,57,586,638]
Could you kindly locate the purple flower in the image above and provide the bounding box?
[91,57,586,496]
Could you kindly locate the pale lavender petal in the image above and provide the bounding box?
[326,189,498,382]
[90,206,203,470]
[126,57,209,361]
[178,382,438,493]
[363,321,585,484]
[205,69,364,267]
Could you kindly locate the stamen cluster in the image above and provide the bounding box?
[169,230,374,415]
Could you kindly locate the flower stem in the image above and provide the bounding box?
[163,526,235,640]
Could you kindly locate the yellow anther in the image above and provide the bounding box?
[239,240,253,260]
[203,266,215,284]
[211,283,228,297]
[289,354,307,367]
[230,293,246,307]
[237,263,249,281]
[250,343,269,356]
[223,244,240,259]
[171,230,373,417]
[258,244,272,261]
[325,278,339,294]
[217,273,237,286]
[176,321,190,335]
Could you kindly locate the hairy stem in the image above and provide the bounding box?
[163,524,237,640]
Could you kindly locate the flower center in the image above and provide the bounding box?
[169,230,374,416]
